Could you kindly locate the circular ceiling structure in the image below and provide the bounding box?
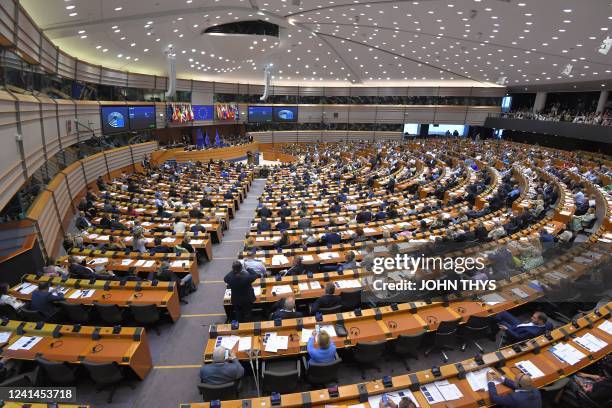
[21,0,612,87]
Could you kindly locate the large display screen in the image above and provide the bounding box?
[193,105,214,121]
[215,103,239,120]
[101,106,129,134]
[403,123,421,135]
[428,124,469,136]
[501,96,512,113]
[128,106,156,130]
[273,106,298,122]
[248,106,273,122]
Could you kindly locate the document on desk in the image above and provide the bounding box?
[80,289,96,299]
[318,252,339,260]
[480,293,506,305]
[319,324,337,337]
[301,329,314,343]
[515,360,545,378]
[550,342,586,365]
[264,333,279,353]
[598,319,612,335]
[171,260,188,268]
[253,286,262,297]
[363,228,377,234]
[419,383,445,404]
[121,259,133,266]
[191,240,204,245]
[466,368,501,391]
[510,288,529,298]
[574,333,607,353]
[162,237,175,243]
[309,281,322,290]
[238,336,252,352]
[0,332,11,344]
[255,237,268,242]
[143,260,156,268]
[134,260,146,267]
[298,282,310,291]
[275,335,289,350]
[88,234,99,240]
[367,389,420,408]
[8,335,43,351]
[98,235,110,241]
[219,335,240,350]
[68,290,83,299]
[145,237,155,243]
[90,258,108,265]
[271,285,292,295]
[17,283,37,295]
[272,255,289,266]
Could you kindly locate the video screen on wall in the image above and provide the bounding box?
[501,96,512,113]
[193,105,214,121]
[101,106,129,134]
[403,123,421,135]
[128,106,156,130]
[273,106,298,122]
[248,106,273,122]
[428,124,469,136]
[215,103,239,120]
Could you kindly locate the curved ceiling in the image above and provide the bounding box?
[21,0,612,88]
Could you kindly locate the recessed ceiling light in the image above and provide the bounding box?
[114,7,122,11]
[69,12,77,16]
[65,5,75,9]
[563,9,572,13]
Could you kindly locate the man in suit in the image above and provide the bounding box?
[200,195,214,208]
[151,237,171,254]
[68,257,95,279]
[321,227,342,246]
[30,282,64,318]
[190,219,206,234]
[355,207,372,223]
[189,204,204,218]
[493,311,550,342]
[256,216,271,232]
[200,347,245,385]
[258,205,272,218]
[310,283,342,314]
[224,261,258,322]
[275,217,290,231]
[297,217,312,229]
[75,211,92,230]
[270,296,303,320]
[110,215,127,230]
[486,371,542,407]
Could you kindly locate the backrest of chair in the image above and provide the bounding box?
[395,331,425,351]
[318,304,343,314]
[82,360,122,384]
[198,381,237,402]
[0,304,19,320]
[464,315,490,330]
[0,373,33,387]
[35,356,72,379]
[263,362,299,393]
[340,290,362,309]
[307,358,341,383]
[129,304,160,319]
[95,303,122,317]
[60,301,89,321]
[19,308,44,322]
[436,319,460,335]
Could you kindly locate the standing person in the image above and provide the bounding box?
[224,261,257,322]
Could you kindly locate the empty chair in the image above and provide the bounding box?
[424,318,460,362]
[261,359,300,394]
[19,308,46,322]
[0,304,20,320]
[317,304,343,315]
[340,289,362,311]
[59,301,91,324]
[351,340,386,379]
[129,304,161,335]
[94,303,124,325]
[198,381,240,402]
[35,356,77,385]
[392,330,425,370]
[81,360,127,403]
[459,315,491,352]
[301,354,342,388]
[0,373,34,387]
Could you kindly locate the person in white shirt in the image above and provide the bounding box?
[0,283,24,311]
[173,217,187,234]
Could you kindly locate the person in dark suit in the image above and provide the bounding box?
[200,347,244,385]
[256,217,271,232]
[110,215,127,230]
[189,204,204,218]
[190,220,206,234]
[75,211,92,230]
[224,261,258,322]
[258,205,272,218]
[310,283,342,314]
[200,196,214,208]
[285,256,305,276]
[68,257,95,279]
[493,311,551,342]
[355,207,372,223]
[270,296,303,320]
[321,228,342,245]
[30,282,64,318]
[474,221,489,241]
[278,205,292,217]
[486,371,542,408]
[151,237,171,254]
[275,217,290,231]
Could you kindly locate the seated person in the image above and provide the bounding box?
[257,216,271,232]
[379,397,417,408]
[341,251,357,270]
[151,237,172,254]
[270,296,303,320]
[285,256,305,276]
[68,257,95,279]
[310,283,342,314]
[30,282,64,318]
[275,231,291,249]
[242,249,267,277]
[275,217,290,231]
[0,283,25,311]
[190,220,206,234]
[569,371,612,405]
[307,330,337,365]
[493,310,550,342]
[321,227,342,246]
[486,371,542,407]
[199,347,244,385]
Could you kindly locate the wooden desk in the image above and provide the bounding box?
[12,274,181,322]
[0,321,153,380]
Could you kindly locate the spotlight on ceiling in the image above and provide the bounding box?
[561,63,573,76]
[598,36,612,55]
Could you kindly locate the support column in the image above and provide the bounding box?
[596,90,609,113]
[533,91,547,113]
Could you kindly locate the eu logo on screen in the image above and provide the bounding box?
[277,109,294,120]
[107,111,125,128]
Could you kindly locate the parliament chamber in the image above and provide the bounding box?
[0,0,609,407]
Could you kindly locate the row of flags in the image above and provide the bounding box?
[167,103,194,123]
[195,128,222,148]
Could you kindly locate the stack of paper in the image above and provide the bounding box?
[171,260,188,268]
[162,237,175,243]
[134,260,146,267]
[550,342,586,365]
[367,389,420,408]
[480,293,506,305]
[515,360,545,378]
[301,255,314,262]
[598,320,612,335]
[121,259,133,266]
[271,285,292,295]
[272,255,289,266]
[238,336,252,352]
[263,332,289,353]
[298,282,309,291]
[309,281,322,289]
[466,368,501,391]
[574,333,608,352]
[219,335,240,350]
[0,332,11,343]
[191,240,204,245]
[510,288,529,298]
[8,336,43,350]
[143,260,156,268]
[420,380,463,404]
[16,283,37,295]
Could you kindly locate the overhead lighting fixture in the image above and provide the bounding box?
[598,36,612,55]
[69,12,77,16]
